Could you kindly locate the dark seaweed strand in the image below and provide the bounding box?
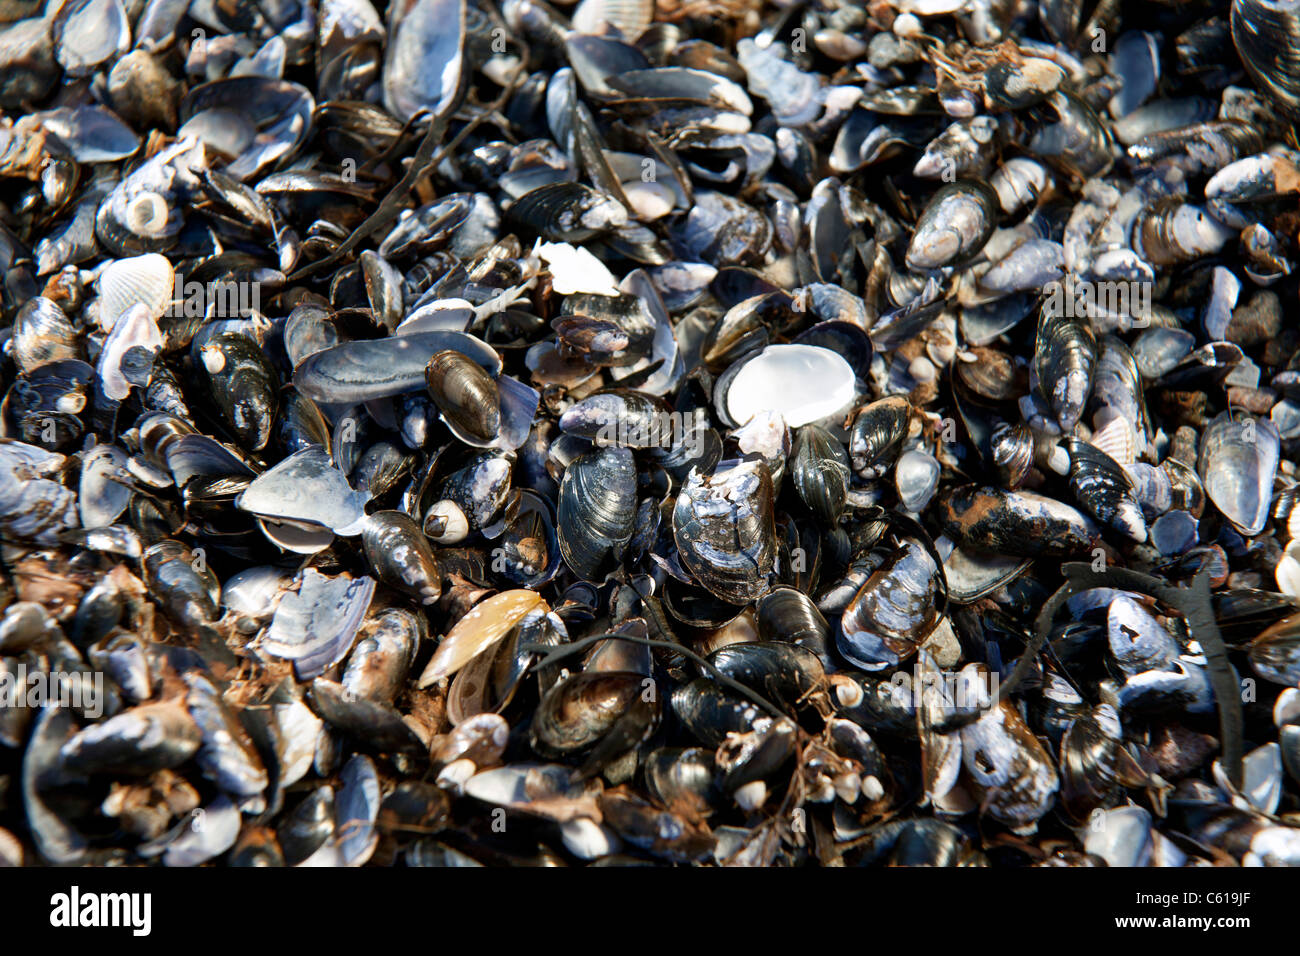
[994,561,1244,790]
[287,62,528,284]
[360,108,443,179]
[520,632,788,720]
[286,108,452,282]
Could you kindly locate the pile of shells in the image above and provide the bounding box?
[1,0,1300,867]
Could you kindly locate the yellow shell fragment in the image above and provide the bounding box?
[417,589,546,687]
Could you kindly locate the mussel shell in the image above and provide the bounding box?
[936,485,1100,558]
[644,747,719,816]
[59,700,201,775]
[361,251,404,332]
[662,578,746,628]
[848,396,911,478]
[3,359,93,450]
[194,333,278,452]
[706,642,825,714]
[1198,411,1279,536]
[558,389,674,448]
[755,587,831,661]
[1231,0,1300,114]
[309,677,425,753]
[960,693,1059,831]
[838,539,939,671]
[985,58,1063,110]
[715,716,797,795]
[237,446,370,535]
[1108,593,1180,677]
[184,672,268,796]
[1134,200,1236,268]
[989,422,1034,489]
[673,191,772,266]
[261,570,376,681]
[437,452,514,532]
[22,705,88,864]
[955,348,1026,405]
[277,787,336,865]
[143,539,220,626]
[276,388,332,457]
[791,424,849,524]
[1247,612,1300,685]
[509,182,628,242]
[12,297,81,374]
[342,608,422,704]
[293,332,501,404]
[905,181,998,271]
[383,0,466,121]
[181,78,315,179]
[556,292,657,368]
[78,442,131,528]
[425,349,500,444]
[1063,438,1148,542]
[361,511,441,605]
[895,449,941,513]
[530,670,656,760]
[557,446,638,582]
[941,540,1032,604]
[487,489,562,589]
[672,459,775,605]
[670,677,763,747]
[1033,310,1097,432]
[1027,90,1115,178]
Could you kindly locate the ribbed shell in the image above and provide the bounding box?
[96,253,175,329]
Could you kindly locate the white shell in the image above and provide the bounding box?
[1276,540,1300,597]
[1274,688,1300,728]
[54,0,131,77]
[733,410,788,461]
[162,796,240,867]
[622,180,676,220]
[97,253,175,330]
[726,344,856,428]
[78,443,132,528]
[535,241,619,295]
[896,448,940,512]
[258,518,335,554]
[559,818,622,860]
[1213,742,1283,815]
[1083,806,1153,867]
[96,303,162,401]
[396,297,475,334]
[273,697,323,787]
[572,0,653,39]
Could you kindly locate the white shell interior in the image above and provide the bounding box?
[726,344,856,428]
[97,303,162,400]
[535,241,620,295]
